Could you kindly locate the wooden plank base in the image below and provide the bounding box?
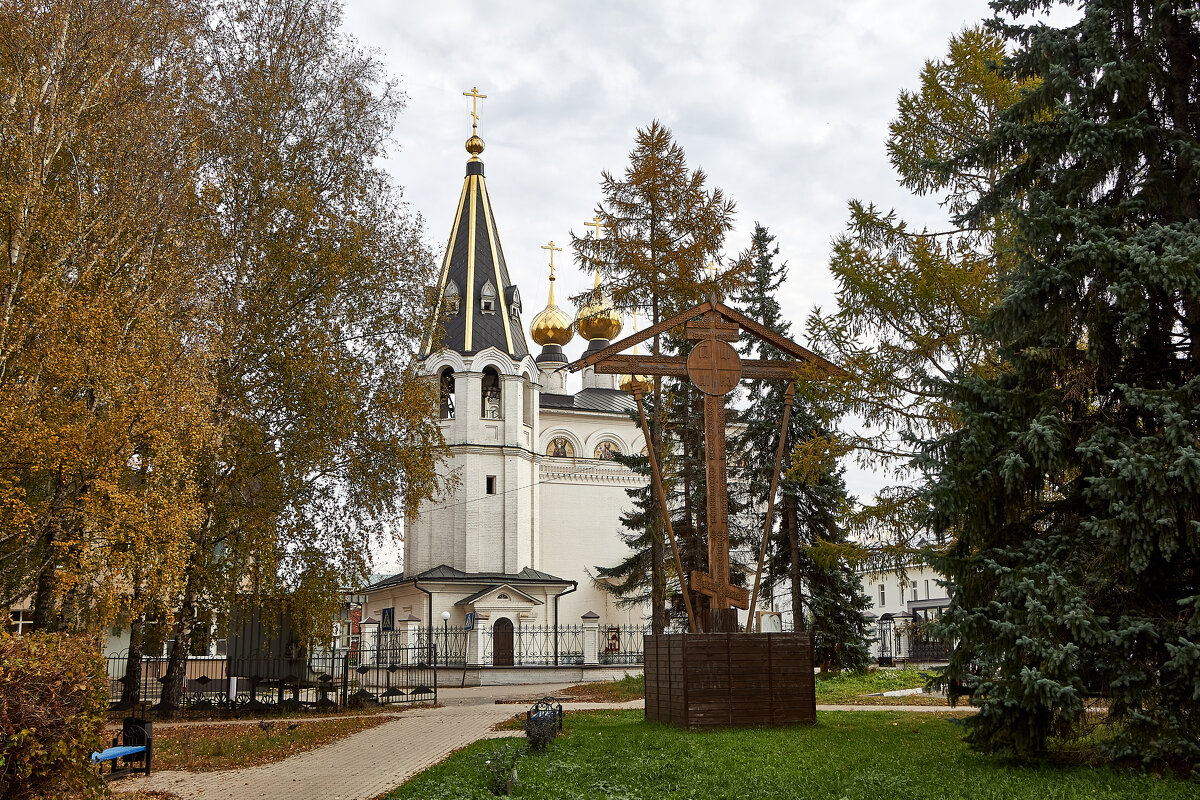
[644,633,816,729]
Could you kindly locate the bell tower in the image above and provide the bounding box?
[407,90,541,577]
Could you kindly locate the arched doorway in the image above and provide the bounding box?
[493,618,514,666]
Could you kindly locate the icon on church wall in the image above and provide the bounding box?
[594,441,619,460]
[547,437,574,458]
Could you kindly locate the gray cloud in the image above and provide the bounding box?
[343,0,1010,509]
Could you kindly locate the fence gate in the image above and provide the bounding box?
[876,618,895,666]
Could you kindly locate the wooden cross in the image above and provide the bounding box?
[463,86,487,130]
[541,240,562,278]
[683,310,747,614]
[569,296,845,632]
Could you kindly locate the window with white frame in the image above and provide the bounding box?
[7,609,33,635]
[878,584,885,607]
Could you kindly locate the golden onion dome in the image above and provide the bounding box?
[576,271,623,342]
[530,278,574,347]
[619,373,649,393]
[465,134,485,157]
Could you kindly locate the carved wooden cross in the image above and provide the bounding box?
[569,296,844,631]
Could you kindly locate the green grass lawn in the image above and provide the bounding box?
[387,710,1194,800]
[813,665,932,703]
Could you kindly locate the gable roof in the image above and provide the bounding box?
[361,564,569,593]
[454,583,545,606]
[567,295,845,377]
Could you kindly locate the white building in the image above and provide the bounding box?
[360,127,649,665]
[859,562,951,664]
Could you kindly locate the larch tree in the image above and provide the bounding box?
[571,121,747,633]
[806,27,1026,559]
[732,224,872,672]
[921,0,1200,767]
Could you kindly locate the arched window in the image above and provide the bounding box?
[481,366,502,419]
[439,368,455,419]
[522,374,534,425]
[480,280,496,315]
[444,280,460,316]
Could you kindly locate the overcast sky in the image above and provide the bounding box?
[340,0,1047,572]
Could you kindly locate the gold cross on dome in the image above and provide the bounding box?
[585,215,603,240]
[706,259,719,280]
[463,86,487,131]
[541,240,562,278]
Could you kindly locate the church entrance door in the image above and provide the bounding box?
[493,618,514,666]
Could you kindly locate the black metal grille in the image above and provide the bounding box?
[104,645,437,713]
[600,624,651,665]
[482,624,585,666]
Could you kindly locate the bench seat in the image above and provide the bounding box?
[92,745,147,763]
[93,717,152,778]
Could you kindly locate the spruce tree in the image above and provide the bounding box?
[734,224,872,672]
[923,1,1200,767]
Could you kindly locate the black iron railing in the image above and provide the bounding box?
[482,624,586,666]
[600,624,651,665]
[104,645,437,713]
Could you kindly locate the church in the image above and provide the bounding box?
[359,113,650,659]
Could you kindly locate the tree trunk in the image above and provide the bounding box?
[30,528,59,631]
[30,468,69,631]
[120,617,145,709]
[157,568,198,717]
[784,494,804,630]
[651,517,666,635]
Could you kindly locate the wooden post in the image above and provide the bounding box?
[633,386,699,634]
[746,383,795,631]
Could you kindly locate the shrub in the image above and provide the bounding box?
[473,742,521,795]
[0,632,108,799]
[524,714,558,752]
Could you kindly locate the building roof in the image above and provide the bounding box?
[539,387,635,415]
[454,584,545,606]
[362,564,570,593]
[421,154,529,361]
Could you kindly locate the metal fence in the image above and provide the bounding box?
[482,624,585,666]
[413,627,469,666]
[104,645,437,713]
[600,624,651,665]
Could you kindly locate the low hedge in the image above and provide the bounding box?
[0,632,108,799]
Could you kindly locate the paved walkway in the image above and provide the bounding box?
[115,683,638,800]
[115,683,962,800]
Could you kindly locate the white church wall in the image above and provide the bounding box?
[537,407,648,625]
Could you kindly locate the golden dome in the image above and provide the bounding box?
[576,271,623,342]
[620,373,649,393]
[465,134,485,157]
[530,279,574,347]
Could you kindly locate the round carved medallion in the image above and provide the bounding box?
[686,339,741,396]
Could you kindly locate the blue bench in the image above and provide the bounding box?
[92,717,152,778]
